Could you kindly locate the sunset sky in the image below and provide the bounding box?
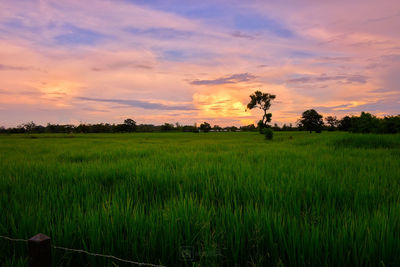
[0,0,399,127]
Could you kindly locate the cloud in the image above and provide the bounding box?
[231,31,254,40]
[370,88,399,93]
[91,62,153,71]
[125,27,192,39]
[346,99,400,113]
[318,56,353,62]
[313,103,354,113]
[0,64,37,71]
[364,11,400,24]
[190,73,256,85]
[290,51,315,58]
[76,96,196,110]
[381,54,400,62]
[286,74,368,84]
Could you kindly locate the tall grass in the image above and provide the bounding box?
[0,132,399,266]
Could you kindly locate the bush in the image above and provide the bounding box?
[263,128,273,140]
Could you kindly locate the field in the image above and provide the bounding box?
[1,132,400,266]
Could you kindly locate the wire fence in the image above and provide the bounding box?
[0,234,166,267]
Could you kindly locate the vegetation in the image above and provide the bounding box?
[262,128,273,140]
[325,116,338,131]
[199,122,212,132]
[1,132,400,266]
[2,112,399,135]
[246,91,276,132]
[298,109,324,133]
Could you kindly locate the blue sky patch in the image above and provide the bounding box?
[234,15,294,38]
[54,25,106,45]
[125,27,192,40]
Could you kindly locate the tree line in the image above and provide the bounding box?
[1,111,399,134]
[0,120,241,134]
[296,109,400,134]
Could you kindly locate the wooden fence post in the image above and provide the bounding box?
[28,233,52,267]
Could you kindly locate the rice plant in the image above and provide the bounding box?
[0,132,399,266]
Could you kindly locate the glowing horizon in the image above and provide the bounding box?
[0,0,399,127]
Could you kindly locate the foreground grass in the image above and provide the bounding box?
[0,132,399,266]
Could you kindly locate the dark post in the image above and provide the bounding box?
[28,233,52,267]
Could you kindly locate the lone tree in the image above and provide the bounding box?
[123,118,137,132]
[23,121,36,134]
[325,116,338,131]
[299,109,324,133]
[199,122,211,132]
[246,91,276,131]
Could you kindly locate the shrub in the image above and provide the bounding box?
[263,128,273,140]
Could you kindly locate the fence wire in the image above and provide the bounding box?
[0,235,166,267]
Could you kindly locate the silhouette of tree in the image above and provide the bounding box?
[246,91,276,130]
[123,118,137,132]
[350,112,379,133]
[23,121,36,134]
[338,116,352,131]
[213,125,222,131]
[299,109,324,133]
[199,122,211,132]
[325,116,338,131]
[161,123,174,131]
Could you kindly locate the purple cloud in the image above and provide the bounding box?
[191,73,256,85]
[0,64,37,71]
[286,74,368,84]
[77,96,196,111]
[231,31,255,40]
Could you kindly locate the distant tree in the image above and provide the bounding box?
[199,122,211,132]
[299,109,324,133]
[281,123,296,131]
[381,115,400,134]
[325,116,338,131]
[240,124,257,131]
[136,124,157,132]
[272,123,280,131]
[123,118,137,132]
[247,91,276,132]
[350,112,379,133]
[338,116,352,131]
[213,125,222,131]
[23,121,36,134]
[224,126,238,132]
[175,122,182,131]
[161,123,175,131]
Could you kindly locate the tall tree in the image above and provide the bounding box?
[246,91,276,129]
[299,109,324,133]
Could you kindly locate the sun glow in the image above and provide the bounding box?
[193,92,251,119]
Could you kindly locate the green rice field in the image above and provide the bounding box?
[1,132,400,266]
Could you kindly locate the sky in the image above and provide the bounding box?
[0,0,399,127]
